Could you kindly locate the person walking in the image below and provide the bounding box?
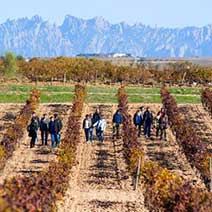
[32,112,40,143]
[133,110,143,137]
[28,117,39,148]
[143,107,153,138]
[54,114,63,147]
[112,109,122,139]
[83,114,91,143]
[40,113,50,145]
[160,110,169,141]
[140,106,145,134]
[155,109,163,138]
[49,116,56,148]
[89,113,94,142]
[92,108,101,139]
[93,115,107,142]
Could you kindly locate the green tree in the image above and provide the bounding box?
[4,52,18,78]
[16,55,25,61]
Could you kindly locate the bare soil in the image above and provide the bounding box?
[57,103,148,212]
[0,104,71,184]
[0,103,211,211]
[128,104,205,189]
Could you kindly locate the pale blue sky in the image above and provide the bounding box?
[1,0,212,27]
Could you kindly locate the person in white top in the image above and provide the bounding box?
[93,115,107,142]
[83,114,92,142]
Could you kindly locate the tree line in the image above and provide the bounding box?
[0,53,212,85]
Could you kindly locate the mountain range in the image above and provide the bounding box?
[0,15,212,57]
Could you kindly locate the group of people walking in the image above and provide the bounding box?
[83,108,107,142]
[133,106,168,140]
[83,106,169,142]
[28,105,168,148]
[27,112,63,148]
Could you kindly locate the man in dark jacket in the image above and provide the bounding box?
[133,110,143,137]
[54,114,63,147]
[112,109,122,139]
[92,108,101,139]
[40,114,50,145]
[143,107,153,138]
[28,117,39,148]
[32,112,40,143]
[49,116,56,148]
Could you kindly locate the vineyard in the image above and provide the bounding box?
[1,57,212,84]
[0,85,211,212]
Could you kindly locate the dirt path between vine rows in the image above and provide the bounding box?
[179,104,212,152]
[129,104,206,189]
[0,104,71,184]
[57,103,148,212]
[0,104,23,141]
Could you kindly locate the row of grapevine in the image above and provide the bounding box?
[161,87,211,188]
[201,88,212,116]
[117,86,144,174]
[0,85,86,211]
[142,161,212,212]
[118,87,212,212]
[0,89,40,170]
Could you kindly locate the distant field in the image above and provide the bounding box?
[103,56,212,67]
[0,84,201,103]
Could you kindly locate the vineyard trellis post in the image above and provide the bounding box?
[210,157,212,192]
[51,77,53,85]
[134,156,141,190]
[63,72,67,83]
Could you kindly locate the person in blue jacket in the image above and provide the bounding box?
[54,113,63,147]
[112,109,122,139]
[133,110,143,137]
